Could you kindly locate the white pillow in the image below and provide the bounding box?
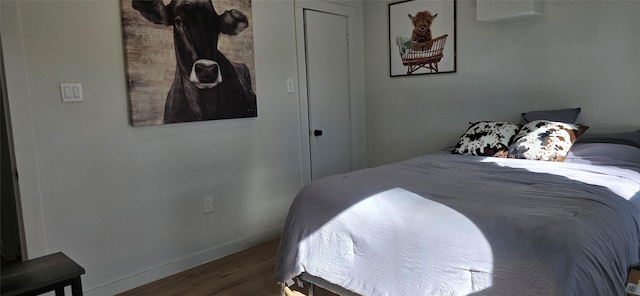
[508,120,588,162]
[453,121,520,157]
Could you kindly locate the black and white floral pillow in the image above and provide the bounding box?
[508,120,588,162]
[453,121,520,156]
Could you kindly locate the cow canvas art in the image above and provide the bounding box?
[121,0,257,126]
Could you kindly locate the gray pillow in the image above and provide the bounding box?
[576,130,640,148]
[519,107,581,124]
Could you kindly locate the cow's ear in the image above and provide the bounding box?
[132,0,170,25]
[219,9,249,36]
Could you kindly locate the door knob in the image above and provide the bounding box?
[313,129,323,137]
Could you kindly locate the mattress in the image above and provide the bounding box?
[275,143,640,296]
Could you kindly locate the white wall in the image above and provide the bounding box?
[4,0,638,293]
[364,0,640,166]
[2,0,316,294]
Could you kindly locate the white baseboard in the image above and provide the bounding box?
[84,226,283,296]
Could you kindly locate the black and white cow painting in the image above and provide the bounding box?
[122,0,256,125]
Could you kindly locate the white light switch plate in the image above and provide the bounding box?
[286,79,295,93]
[204,195,214,213]
[60,83,83,102]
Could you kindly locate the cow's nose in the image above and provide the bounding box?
[190,59,222,89]
[195,63,219,83]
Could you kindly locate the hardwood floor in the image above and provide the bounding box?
[117,238,337,296]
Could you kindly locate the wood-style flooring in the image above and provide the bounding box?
[117,238,337,296]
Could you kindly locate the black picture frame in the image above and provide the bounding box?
[389,0,457,77]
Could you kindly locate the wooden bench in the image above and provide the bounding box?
[1,252,85,296]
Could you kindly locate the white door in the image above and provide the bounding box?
[303,10,352,180]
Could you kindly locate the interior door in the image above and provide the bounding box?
[1,40,24,264]
[303,9,352,180]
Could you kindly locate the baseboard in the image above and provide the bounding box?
[84,225,283,296]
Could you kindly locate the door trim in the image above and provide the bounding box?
[1,1,48,258]
[0,32,27,261]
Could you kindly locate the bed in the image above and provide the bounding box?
[275,118,640,296]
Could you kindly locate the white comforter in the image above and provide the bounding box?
[275,144,640,296]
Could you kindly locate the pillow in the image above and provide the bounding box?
[507,120,588,162]
[576,130,640,149]
[565,143,640,165]
[519,107,581,125]
[453,121,520,156]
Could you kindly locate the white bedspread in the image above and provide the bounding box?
[275,144,640,296]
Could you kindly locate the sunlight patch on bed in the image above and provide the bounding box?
[300,188,495,295]
[478,157,640,201]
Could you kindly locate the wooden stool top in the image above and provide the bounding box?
[1,252,85,296]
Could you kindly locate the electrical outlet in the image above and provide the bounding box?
[204,195,214,213]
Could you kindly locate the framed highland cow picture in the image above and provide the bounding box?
[389,0,456,77]
[121,0,257,126]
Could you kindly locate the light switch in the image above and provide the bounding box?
[60,83,83,102]
[286,79,295,93]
